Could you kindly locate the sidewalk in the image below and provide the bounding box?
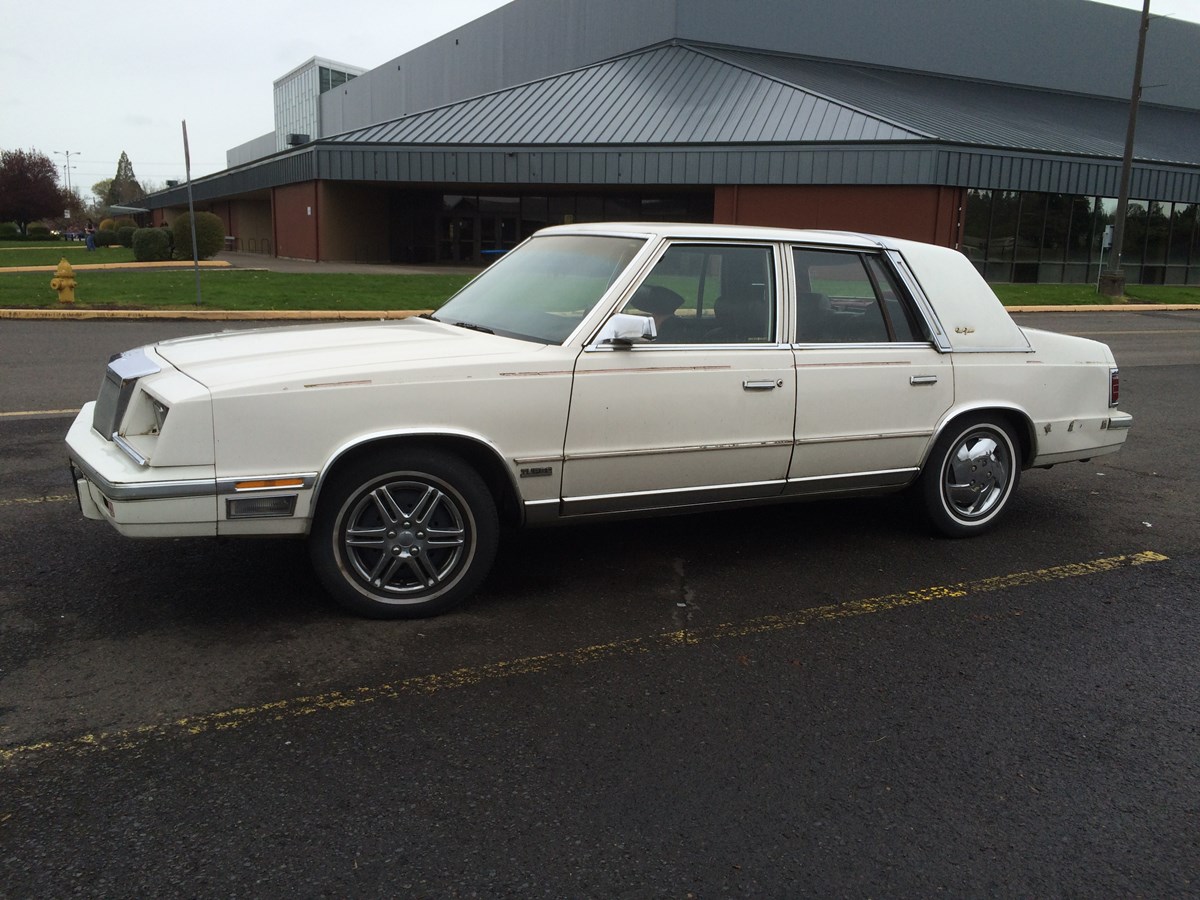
[218,251,482,277]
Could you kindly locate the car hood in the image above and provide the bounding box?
[152,318,547,391]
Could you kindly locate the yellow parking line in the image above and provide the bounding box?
[0,495,73,508]
[0,550,1169,766]
[0,409,80,417]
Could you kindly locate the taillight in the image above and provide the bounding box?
[1109,368,1120,407]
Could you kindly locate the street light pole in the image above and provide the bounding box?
[54,150,81,196]
[1098,0,1152,298]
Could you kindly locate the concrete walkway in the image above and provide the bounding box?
[218,251,483,277]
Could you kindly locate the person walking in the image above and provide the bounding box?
[84,223,96,251]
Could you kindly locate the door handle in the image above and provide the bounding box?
[909,375,939,385]
[743,379,783,391]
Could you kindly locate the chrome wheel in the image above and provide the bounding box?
[920,415,1020,537]
[942,429,1011,521]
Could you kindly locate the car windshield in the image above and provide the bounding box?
[433,234,647,343]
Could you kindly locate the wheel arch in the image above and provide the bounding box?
[310,430,525,533]
[923,404,1036,470]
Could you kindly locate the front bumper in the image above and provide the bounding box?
[67,403,318,538]
[67,403,219,537]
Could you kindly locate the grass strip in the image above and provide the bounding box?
[0,270,471,311]
[990,283,1200,306]
[0,244,137,267]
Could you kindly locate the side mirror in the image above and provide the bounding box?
[595,313,657,348]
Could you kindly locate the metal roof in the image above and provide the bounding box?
[328,41,1200,168]
[705,47,1200,166]
[330,43,923,147]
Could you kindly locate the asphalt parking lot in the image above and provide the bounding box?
[1,310,1198,896]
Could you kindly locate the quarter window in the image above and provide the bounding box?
[622,244,776,344]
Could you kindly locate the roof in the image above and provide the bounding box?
[705,47,1200,166]
[328,41,1200,166]
[331,43,922,147]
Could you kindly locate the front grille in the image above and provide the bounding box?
[92,348,160,440]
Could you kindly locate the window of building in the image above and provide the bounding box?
[1121,200,1149,266]
[319,66,357,94]
[962,190,991,263]
[1016,192,1046,263]
[1168,203,1196,266]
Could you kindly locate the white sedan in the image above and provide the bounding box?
[66,223,1132,618]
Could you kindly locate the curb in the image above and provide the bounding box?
[1005,304,1199,313]
[2,260,235,274]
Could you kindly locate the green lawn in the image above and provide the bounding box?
[990,283,1200,306]
[0,269,472,311]
[2,240,1197,309]
[0,243,137,267]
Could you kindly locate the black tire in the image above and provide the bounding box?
[919,414,1021,538]
[309,449,499,618]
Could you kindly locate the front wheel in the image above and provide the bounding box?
[919,415,1021,538]
[309,449,499,618]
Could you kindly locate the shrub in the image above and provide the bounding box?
[98,218,115,232]
[94,228,119,247]
[113,216,137,230]
[172,211,225,260]
[132,227,172,261]
[117,225,137,247]
[28,223,52,238]
[0,222,17,237]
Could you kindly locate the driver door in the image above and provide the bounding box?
[561,242,796,516]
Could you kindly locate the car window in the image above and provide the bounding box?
[792,248,927,344]
[865,255,926,342]
[621,244,776,344]
[435,234,646,343]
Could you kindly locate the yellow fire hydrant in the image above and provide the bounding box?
[50,258,77,304]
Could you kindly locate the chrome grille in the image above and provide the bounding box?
[92,348,160,440]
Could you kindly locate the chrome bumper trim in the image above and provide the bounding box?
[71,453,318,503]
[70,453,217,502]
[1106,414,1133,431]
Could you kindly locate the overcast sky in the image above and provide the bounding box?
[0,0,1194,200]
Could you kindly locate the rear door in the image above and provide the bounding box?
[786,246,953,495]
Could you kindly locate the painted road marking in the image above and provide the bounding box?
[0,550,1170,766]
[0,494,72,508]
[0,409,79,418]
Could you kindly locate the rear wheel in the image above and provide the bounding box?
[920,415,1020,537]
[310,449,499,618]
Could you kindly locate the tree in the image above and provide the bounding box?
[0,149,66,234]
[103,151,145,207]
[91,178,113,204]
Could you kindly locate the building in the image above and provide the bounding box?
[142,0,1200,285]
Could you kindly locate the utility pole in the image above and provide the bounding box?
[1098,0,1152,298]
[55,150,80,196]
